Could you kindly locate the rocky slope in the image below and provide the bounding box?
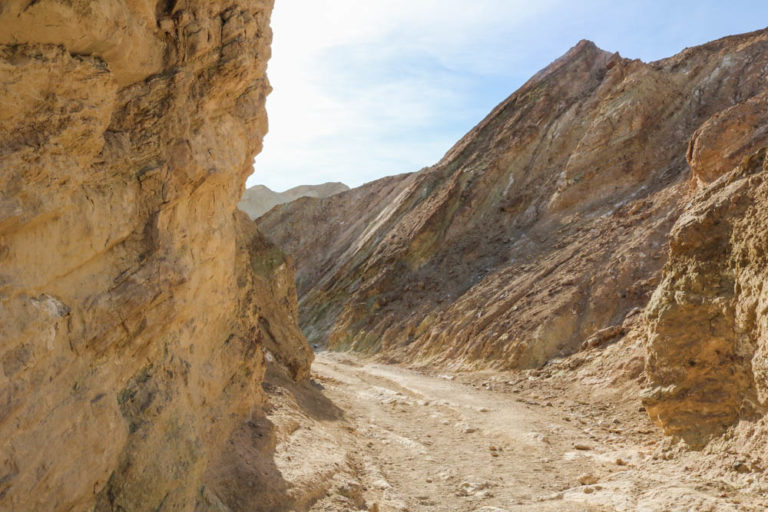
[0,1,311,510]
[239,182,349,219]
[260,29,768,377]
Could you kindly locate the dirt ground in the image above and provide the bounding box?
[259,348,768,512]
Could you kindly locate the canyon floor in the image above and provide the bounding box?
[260,349,768,512]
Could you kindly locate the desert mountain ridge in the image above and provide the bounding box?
[259,28,768,446]
[239,181,349,219]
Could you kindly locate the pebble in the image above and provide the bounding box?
[574,443,592,451]
[536,492,563,501]
[372,479,391,490]
[733,461,750,473]
[439,471,455,481]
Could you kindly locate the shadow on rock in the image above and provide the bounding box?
[264,362,345,423]
[204,413,293,512]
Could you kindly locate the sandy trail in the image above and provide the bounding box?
[311,352,611,511]
[265,351,767,512]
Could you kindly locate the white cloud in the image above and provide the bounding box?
[248,0,768,191]
[248,0,564,191]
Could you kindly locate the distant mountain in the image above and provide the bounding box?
[238,182,349,219]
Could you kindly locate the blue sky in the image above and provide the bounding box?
[247,1,768,192]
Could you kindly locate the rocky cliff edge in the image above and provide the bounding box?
[0,1,312,510]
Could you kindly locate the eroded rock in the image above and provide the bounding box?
[0,1,310,510]
[260,28,768,372]
[239,182,349,220]
[643,149,768,446]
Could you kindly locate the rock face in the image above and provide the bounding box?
[239,182,349,220]
[687,91,768,186]
[0,1,310,510]
[234,211,313,382]
[643,149,768,446]
[259,29,768,372]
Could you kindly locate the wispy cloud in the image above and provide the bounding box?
[249,0,768,191]
[250,0,564,191]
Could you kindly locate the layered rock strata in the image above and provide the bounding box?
[260,29,768,372]
[0,1,310,510]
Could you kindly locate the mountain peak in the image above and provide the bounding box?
[240,181,350,219]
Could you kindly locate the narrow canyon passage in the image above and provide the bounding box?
[5,1,768,509]
[260,351,766,512]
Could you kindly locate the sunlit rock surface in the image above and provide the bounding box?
[0,1,310,510]
[260,29,768,374]
[643,149,768,446]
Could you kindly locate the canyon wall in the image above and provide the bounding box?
[0,1,311,510]
[640,85,768,444]
[643,148,768,446]
[260,29,768,374]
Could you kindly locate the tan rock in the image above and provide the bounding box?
[0,0,165,86]
[643,149,768,446]
[687,92,768,186]
[0,1,308,510]
[234,211,314,381]
[581,325,625,351]
[578,473,598,485]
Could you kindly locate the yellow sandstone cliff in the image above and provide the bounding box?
[643,148,768,446]
[0,1,311,510]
